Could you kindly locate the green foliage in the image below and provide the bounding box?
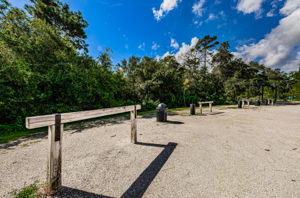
[14,182,41,198]
[142,99,160,110]
[26,0,88,51]
[0,0,298,140]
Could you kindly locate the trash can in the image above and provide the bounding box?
[190,104,195,115]
[156,103,167,122]
[255,99,260,106]
[238,100,242,108]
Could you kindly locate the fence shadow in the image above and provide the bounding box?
[208,112,225,115]
[121,142,177,198]
[55,142,177,198]
[141,111,179,119]
[135,142,167,148]
[166,120,184,124]
[56,186,114,198]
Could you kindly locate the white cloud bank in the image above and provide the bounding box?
[236,0,300,72]
[152,0,179,21]
[280,0,300,15]
[236,0,265,14]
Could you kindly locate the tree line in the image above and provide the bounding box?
[0,0,299,131]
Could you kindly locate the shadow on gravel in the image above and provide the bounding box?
[165,120,184,124]
[56,186,114,198]
[121,142,177,198]
[141,111,179,119]
[0,132,47,150]
[208,112,225,115]
[56,142,177,198]
[135,142,166,148]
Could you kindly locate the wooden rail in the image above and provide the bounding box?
[266,99,274,105]
[240,99,250,108]
[198,101,214,114]
[25,105,141,193]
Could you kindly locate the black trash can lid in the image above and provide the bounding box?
[156,103,167,110]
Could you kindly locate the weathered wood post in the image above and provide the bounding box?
[247,100,250,108]
[131,105,137,144]
[47,114,63,193]
[199,103,203,115]
[271,99,274,105]
[242,100,245,109]
[209,102,212,113]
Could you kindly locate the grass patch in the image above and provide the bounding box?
[13,182,41,198]
[0,128,46,144]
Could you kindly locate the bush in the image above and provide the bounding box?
[142,99,160,111]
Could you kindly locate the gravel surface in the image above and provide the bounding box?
[0,105,299,198]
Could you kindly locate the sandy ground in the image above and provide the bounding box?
[0,105,299,198]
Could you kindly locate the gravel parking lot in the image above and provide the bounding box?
[0,104,299,198]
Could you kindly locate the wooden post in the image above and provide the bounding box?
[131,105,137,144]
[199,103,203,115]
[209,102,212,113]
[47,114,63,193]
[247,100,250,108]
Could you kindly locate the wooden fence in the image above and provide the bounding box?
[198,101,214,114]
[25,105,141,193]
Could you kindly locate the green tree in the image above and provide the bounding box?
[195,35,219,67]
[25,0,88,51]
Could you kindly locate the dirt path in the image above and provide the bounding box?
[0,105,299,198]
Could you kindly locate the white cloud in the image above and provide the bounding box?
[192,0,206,17]
[152,0,179,21]
[158,37,200,63]
[175,37,199,63]
[206,13,218,21]
[193,20,203,26]
[138,42,145,51]
[151,42,160,50]
[266,0,283,17]
[162,51,172,59]
[236,7,300,72]
[170,38,179,49]
[280,0,300,15]
[219,10,226,18]
[267,9,275,17]
[236,0,265,14]
[280,51,300,72]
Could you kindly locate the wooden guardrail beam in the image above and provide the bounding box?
[25,104,141,193]
[26,105,141,129]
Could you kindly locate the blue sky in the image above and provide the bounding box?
[9,0,300,72]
